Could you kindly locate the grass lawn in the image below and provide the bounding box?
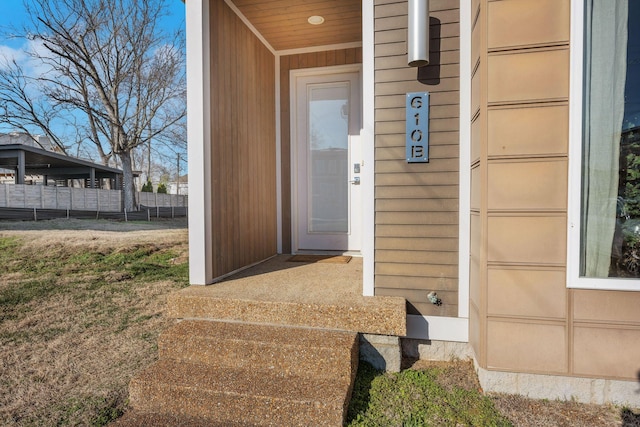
[346,361,512,426]
[0,219,636,426]
[0,220,189,426]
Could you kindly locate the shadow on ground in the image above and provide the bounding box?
[624,407,640,426]
[0,217,188,232]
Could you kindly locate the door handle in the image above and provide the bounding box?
[349,177,360,185]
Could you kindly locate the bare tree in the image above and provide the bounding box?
[0,59,70,153]
[0,0,185,210]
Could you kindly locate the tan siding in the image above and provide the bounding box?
[573,327,640,379]
[376,145,459,160]
[374,0,460,317]
[487,105,568,158]
[376,250,458,265]
[209,0,277,279]
[487,48,569,104]
[376,102,459,120]
[472,0,640,382]
[487,160,567,211]
[376,198,459,212]
[376,185,458,199]
[377,132,459,148]
[487,268,566,319]
[377,237,457,251]
[486,215,567,267]
[377,287,459,317]
[469,304,481,363]
[487,0,570,50]
[468,0,486,367]
[279,48,362,253]
[572,290,640,325]
[487,320,567,373]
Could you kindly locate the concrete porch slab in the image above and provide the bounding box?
[167,255,406,336]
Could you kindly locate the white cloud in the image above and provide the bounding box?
[0,38,55,78]
[0,43,27,69]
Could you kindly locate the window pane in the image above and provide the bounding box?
[307,83,349,233]
[581,0,640,278]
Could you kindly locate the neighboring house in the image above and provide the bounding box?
[185,0,640,405]
[0,132,57,151]
[167,176,189,196]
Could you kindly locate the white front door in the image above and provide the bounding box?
[292,66,362,252]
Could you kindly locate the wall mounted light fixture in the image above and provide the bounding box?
[407,0,430,67]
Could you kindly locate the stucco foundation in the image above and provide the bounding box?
[402,338,475,362]
[403,339,640,407]
[360,334,402,373]
[473,359,640,407]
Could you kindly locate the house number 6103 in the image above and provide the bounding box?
[406,92,429,163]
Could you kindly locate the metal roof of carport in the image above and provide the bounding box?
[0,144,124,185]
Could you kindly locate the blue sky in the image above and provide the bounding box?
[0,0,185,49]
[0,0,186,172]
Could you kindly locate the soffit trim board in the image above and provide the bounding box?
[276,41,363,57]
[224,0,277,56]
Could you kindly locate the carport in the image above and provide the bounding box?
[0,144,124,188]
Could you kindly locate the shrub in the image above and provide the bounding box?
[141,180,153,192]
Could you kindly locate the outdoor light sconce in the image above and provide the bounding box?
[407,0,430,67]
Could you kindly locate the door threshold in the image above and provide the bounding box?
[293,249,362,257]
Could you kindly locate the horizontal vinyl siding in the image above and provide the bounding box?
[374,0,460,317]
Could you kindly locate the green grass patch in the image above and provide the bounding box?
[0,278,58,305]
[346,362,513,427]
[51,394,125,427]
[0,237,188,287]
[0,278,60,318]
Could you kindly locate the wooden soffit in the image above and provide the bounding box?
[230,0,362,51]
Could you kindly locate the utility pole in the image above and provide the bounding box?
[147,134,151,183]
[176,153,180,195]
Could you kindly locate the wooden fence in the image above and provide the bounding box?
[0,184,187,212]
[138,191,188,208]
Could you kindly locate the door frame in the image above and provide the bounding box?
[289,64,363,254]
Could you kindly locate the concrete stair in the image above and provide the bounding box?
[166,284,406,336]
[117,320,360,426]
[115,257,406,426]
[158,320,359,379]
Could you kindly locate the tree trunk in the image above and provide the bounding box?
[119,150,137,211]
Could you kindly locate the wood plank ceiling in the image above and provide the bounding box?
[231,0,362,51]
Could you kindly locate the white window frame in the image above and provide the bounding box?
[567,0,638,291]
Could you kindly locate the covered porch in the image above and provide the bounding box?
[167,255,405,336]
[187,0,374,289]
[119,2,407,424]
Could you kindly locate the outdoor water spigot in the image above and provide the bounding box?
[427,291,442,306]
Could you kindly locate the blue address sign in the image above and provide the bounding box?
[406,92,429,163]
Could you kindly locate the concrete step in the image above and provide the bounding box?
[111,411,257,426]
[166,287,406,336]
[159,320,359,380]
[128,359,352,426]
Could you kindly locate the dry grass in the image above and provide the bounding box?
[1,218,639,426]
[406,360,638,427]
[0,219,189,426]
[491,393,625,427]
